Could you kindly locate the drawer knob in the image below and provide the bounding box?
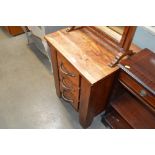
[139,90,147,97]
[60,63,75,77]
[61,90,73,103]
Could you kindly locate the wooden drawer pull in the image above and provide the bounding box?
[62,90,73,103]
[139,90,147,97]
[60,63,75,77]
[61,77,73,90]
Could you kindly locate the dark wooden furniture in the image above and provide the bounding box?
[45,26,139,128]
[102,48,155,129]
[3,26,24,36]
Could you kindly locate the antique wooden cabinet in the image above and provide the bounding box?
[102,49,155,128]
[45,26,139,128]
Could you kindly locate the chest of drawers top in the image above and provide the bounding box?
[45,27,119,84]
[119,48,155,96]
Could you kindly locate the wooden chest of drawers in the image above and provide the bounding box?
[45,27,120,128]
[102,49,155,128]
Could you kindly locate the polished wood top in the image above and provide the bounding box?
[45,27,120,84]
[45,27,140,84]
[119,48,155,95]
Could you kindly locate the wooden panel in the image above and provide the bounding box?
[111,92,155,129]
[92,73,117,115]
[45,27,118,84]
[119,71,155,109]
[50,46,61,97]
[103,110,132,129]
[79,78,94,128]
[79,72,117,128]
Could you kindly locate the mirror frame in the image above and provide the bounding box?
[87,26,136,52]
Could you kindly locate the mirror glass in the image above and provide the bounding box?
[95,26,125,42]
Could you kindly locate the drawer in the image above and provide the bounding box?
[57,52,80,110]
[60,81,79,110]
[57,52,79,87]
[59,75,79,91]
[119,71,155,109]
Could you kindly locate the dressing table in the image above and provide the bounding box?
[45,26,138,128]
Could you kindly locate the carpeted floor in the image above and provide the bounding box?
[0,32,106,129]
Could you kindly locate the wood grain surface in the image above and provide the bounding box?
[45,27,119,84]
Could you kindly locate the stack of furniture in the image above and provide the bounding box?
[102,48,155,128]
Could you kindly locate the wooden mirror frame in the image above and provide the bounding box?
[66,26,137,67]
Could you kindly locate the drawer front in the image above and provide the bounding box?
[57,52,80,110]
[119,71,155,109]
[57,52,79,87]
[60,82,79,110]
